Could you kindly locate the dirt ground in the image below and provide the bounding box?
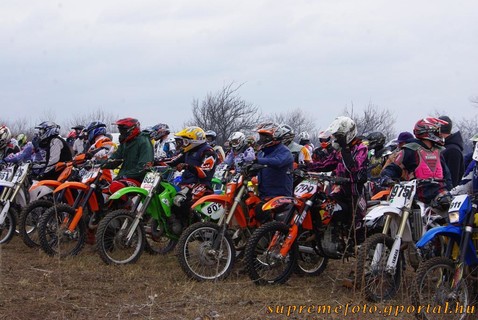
[1,236,423,320]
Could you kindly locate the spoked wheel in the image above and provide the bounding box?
[356,233,401,302]
[295,229,328,276]
[18,200,53,248]
[244,221,297,285]
[38,203,86,257]
[96,209,145,265]
[412,257,469,320]
[143,216,177,255]
[176,222,235,281]
[0,205,17,244]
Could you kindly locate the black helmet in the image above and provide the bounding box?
[366,131,386,150]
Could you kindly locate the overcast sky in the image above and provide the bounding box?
[1,0,477,135]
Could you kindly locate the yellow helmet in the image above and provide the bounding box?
[175,126,206,152]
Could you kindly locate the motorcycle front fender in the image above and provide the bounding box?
[109,186,148,200]
[416,225,461,248]
[191,194,231,209]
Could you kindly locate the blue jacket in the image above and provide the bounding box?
[257,143,294,199]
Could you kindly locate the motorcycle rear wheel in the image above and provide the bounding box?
[244,221,297,285]
[176,221,235,281]
[295,229,328,276]
[18,200,53,248]
[96,209,145,265]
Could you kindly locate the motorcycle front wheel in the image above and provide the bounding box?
[38,203,86,257]
[356,233,401,302]
[176,221,235,281]
[0,205,17,244]
[412,257,469,320]
[244,221,297,285]
[96,209,145,265]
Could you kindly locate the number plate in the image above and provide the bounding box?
[294,180,318,198]
[200,202,224,220]
[0,167,14,182]
[448,194,467,224]
[389,180,416,209]
[81,167,100,183]
[141,172,158,191]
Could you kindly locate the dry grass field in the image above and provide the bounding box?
[0,236,429,320]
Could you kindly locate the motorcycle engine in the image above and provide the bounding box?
[320,225,345,259]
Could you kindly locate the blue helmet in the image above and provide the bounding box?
[85,121,107,144]
[35,121,60,142]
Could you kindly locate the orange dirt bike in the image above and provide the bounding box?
[37,160,113,257]
[176,163,264,281]
[18,155,86,247]
[244,170,363,285]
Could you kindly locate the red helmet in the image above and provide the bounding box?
[115,118,140,143]
[413,117,448,145]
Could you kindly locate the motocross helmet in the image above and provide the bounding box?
[151,123,170,141]
[115,118,140,143]
[229,132,246,151]
[16,133,27,148]
[326,116,357,144]
[318,131,332,149]
[256,122,281,149]
[175,126,206,152]
[0,125,12,150]
[366,131,386,150]
[205,130,217,146]
[85,121,107,144]
[298,131,310,145]
[35,121,60,143]
[277,124,295,146]
[413,117,447,145]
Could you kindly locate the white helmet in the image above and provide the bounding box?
[0,125,12,150]
[298,131,310,144]
[326,116,357,144]
[229,132,246,151]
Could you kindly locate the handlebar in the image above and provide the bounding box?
[294,169,350,184]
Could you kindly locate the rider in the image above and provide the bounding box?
[71,125,86,155]
[84,120,116,181]
[438,115,464,188]
[34,121,72,180]
[224,131,256,172]
[151,123,176,160]
[0,125,20,160]
[297,131,313,164]
[253,122,294,223]
[103,118,154,197]
[306,116,369,226]
[380,117,452,207]
[166,126,217,234]
[366,131,387,180]
[16,133,27,149]
[312,131,335,161]
[205,130,225,164]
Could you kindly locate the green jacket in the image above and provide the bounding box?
[109,132,154,181]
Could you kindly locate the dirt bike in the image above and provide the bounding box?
[37,160,112,257]
[411,193,478,320]
[0,162,31,244]
[243,170,366,285]
[176,163,264,281]
[96,166,181,265]
[356,179,446,302]
[18,155,85,247]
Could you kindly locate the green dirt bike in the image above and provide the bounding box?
[96,166,180,265]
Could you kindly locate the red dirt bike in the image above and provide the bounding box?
[244,170,356,285]
[18,154,86,247]
[176,163,264,281]
[37,160,113,257]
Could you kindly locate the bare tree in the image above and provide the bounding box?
[186,82,262,145]
[267,108,317,139]
[343,102,396,141]
[63,109,119,135]
[455,115,478,153]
